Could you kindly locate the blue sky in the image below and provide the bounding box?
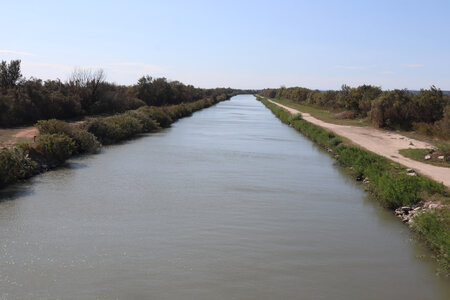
[1,0,449,89]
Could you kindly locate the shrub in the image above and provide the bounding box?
[87,115,143,144]
[124,110,159,132]
[289,113,303,122]
[36,133,77,163]
[0,148,36,187]
[36,119,72,135]
[137,106,172,128]
[36,119,100,153]
[70,128,101,153]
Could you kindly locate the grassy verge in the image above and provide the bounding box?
[399,148,450,168]
[269,97,370,127]
[257,96,450,274]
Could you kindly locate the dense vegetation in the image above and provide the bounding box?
[0,94,232,189]
[260,85,450,138]
[0,60,252,127]
[258,96,449,272]
[0,59,239,188]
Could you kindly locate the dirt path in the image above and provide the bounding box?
[268,99,450,188]
[12,127,39,139]
[0,126,38,148]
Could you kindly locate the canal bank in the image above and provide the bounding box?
[1,95,449,299]
[257,95,449,275]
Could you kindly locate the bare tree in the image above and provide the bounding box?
[69,68,105,89]
[68,68,106,110]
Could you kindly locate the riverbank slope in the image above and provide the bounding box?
[257,96,449,274]
[266,98,450,188]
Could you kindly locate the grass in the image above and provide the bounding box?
[399,148,450,168]
[257,95,450,274]
[267,97,371,127]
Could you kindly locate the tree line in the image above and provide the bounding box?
[259,85,450,138]
[0,60,254,127]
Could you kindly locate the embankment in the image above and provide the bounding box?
[257,96,450,274]
[0,94,233,189]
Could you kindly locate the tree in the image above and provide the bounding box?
[68,68,105,112]
[0,60,23,92]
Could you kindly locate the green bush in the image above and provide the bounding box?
[124,110,159,132]
[36,133,77,163]
[36,119,100,154]
[36,119,73,135]
[87,115,143,144]
[0,148,36,187]
[70,128,101,153]
[137,106,172,128]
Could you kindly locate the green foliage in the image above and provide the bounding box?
[412,208,450,273]
[124,110,160,132]
[259,85,449,135]
[137,106,173,128]
[399,148,450,168]
[87,115,143,144]
[0,148,36,187]
[0,60,245,127]
[371,89,415,129]
[70,129,101,153]
[36,119,72,135]
[36,119,100,153]
[289,113,302,122]
[0,60,22,91]
[36,133,77,163]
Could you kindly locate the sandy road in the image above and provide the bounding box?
[268,99,450,188]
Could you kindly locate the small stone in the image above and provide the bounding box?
[424,154,431,160]
[406,168,414,173]
[407,172,417,176]
[401,206,412,212]
[429,203,439,209]
[438,156,444,160]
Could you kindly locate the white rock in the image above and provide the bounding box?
[438,156,444,160]
[424,154,431,160]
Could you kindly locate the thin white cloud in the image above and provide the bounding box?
[104,62,169,73]
[404,64,424,68]
[379,71,395,75]
[0,49,36,56]
[335,65,364,70]
[22,61,72,71]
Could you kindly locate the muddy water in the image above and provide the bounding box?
[0,95,449,299]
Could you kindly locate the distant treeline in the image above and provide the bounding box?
[0,60,254,127]
[260,85,450,138]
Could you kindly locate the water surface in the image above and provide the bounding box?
[1,95,449,299]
